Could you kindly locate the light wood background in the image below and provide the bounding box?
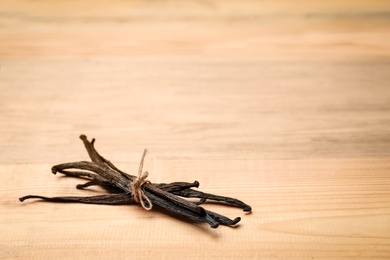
[1,0,390,259]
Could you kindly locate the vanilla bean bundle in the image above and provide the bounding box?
[20,135,251,228]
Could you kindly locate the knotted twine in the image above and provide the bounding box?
[130,149,152,210]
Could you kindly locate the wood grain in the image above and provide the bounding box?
[2,158,390,259]
[1,0,390,259]
[0,0,389,60]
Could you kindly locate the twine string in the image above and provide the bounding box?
[130,149,152,210]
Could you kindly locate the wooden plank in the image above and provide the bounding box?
[2,158,390,259]
[0,0,389,60]
[0,59,389,162]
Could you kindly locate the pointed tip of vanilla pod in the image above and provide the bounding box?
[210,222,219,229]
[243,206,252,212]
[51,166,58,174]
[232,217,241,225]
[19,195,35,202]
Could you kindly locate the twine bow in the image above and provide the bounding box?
[130,149,152,210]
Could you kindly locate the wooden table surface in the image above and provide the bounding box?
[1,1,390,259]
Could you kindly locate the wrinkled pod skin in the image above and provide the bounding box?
[20,135,252,228]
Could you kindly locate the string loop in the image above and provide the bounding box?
[130,149,152,210]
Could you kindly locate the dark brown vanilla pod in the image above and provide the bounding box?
[19,135,252,228]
